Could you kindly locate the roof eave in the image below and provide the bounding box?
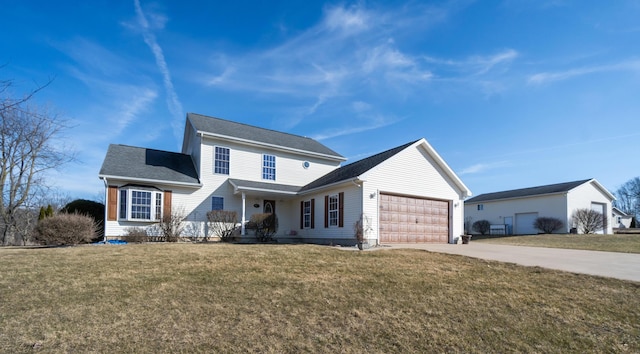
[465,190,570,204]
[228,180,300,196]
[299,178,365,195]
[198,131,346,162]
[99,174,202,188]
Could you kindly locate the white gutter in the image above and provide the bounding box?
[228,180,299,195]
[102,177,108,243]
[98,175,202,188]
[298,178,365,195]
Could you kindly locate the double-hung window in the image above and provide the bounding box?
[262,154,276,180]
[328,194,339,227]
[214,147,230,175]
[303,200,311,228]
[119,187,163,221]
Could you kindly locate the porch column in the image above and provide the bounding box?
[241,192,246,236]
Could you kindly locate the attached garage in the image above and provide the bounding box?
[379,193,450,243]
[515,212,538,235]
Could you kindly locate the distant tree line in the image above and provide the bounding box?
[614,177,640,227]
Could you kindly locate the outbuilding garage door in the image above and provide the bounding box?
[515,212,539,235]
[379,194,449,243]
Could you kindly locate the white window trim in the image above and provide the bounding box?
[214,146,230,175]
[262,154,276,181]
[303,200,312,229]
[118,187,163,222]
[212,196,224,211]
[328,194,339,227]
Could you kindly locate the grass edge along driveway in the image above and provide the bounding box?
[473,233,640,253]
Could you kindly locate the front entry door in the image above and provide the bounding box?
[264,200,275,214]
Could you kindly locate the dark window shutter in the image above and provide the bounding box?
[324,195,329,228]
[300,201,304,229]
[338,192,344,228]
[311,199,315,229]
[107,186,117,221]
[163,190,172,219]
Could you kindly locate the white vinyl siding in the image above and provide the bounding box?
[360,142,466,244]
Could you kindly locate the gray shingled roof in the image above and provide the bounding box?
[187,113,344,159]
[300,140,418,192]
[99,144,200,185]
[465,179,592,203]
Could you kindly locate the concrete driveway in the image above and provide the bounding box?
[377,243,640,283]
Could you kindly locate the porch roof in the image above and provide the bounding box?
[228,179,301,197]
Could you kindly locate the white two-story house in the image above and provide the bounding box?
[99,113,471,244]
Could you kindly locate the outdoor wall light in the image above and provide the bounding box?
[253,203,260,208]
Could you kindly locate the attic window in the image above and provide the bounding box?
[477,204,484,211]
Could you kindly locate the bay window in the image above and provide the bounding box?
[119,187,163,221]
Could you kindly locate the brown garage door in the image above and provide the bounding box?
[379,194,449,243]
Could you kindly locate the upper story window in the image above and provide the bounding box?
[477,204,484,211]
[119,187,163,222]
[214,146,230,175]
[328,194,339,227]
[262,154,276,180]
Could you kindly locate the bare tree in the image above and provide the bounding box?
[472,220,490,235]
[614,177,640,222]
[533,217,564,234]
[153,207,186,242]
[0,77,73,245]
[571,208,604,234]
[206,210,238,242]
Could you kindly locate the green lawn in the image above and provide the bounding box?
[473,234,640,253]
[0,243,638,353]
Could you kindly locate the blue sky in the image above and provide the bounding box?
[1,0,639,201]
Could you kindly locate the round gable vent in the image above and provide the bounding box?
[302,161,310,169]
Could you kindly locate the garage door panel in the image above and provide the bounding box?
[380,194,449,243]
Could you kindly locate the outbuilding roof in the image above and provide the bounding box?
[187,113,344,160]
[465,179,594,203]
[99,144,200,186]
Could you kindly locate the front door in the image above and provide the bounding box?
[264,200,275,215]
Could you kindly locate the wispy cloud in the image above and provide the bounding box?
[459,161,510,175]
[528,59,640,85]
[195,2,500,136]
[423,48,519,76]
[134,0,183,140]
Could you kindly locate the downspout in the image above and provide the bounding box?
[102,177,108,243]
[376,189,380,246]
[241,192,246,236]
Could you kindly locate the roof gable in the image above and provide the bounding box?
[466,179,593,203]
[99,144,200,186]
[300,140,417,192]
[187,113,344,160]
